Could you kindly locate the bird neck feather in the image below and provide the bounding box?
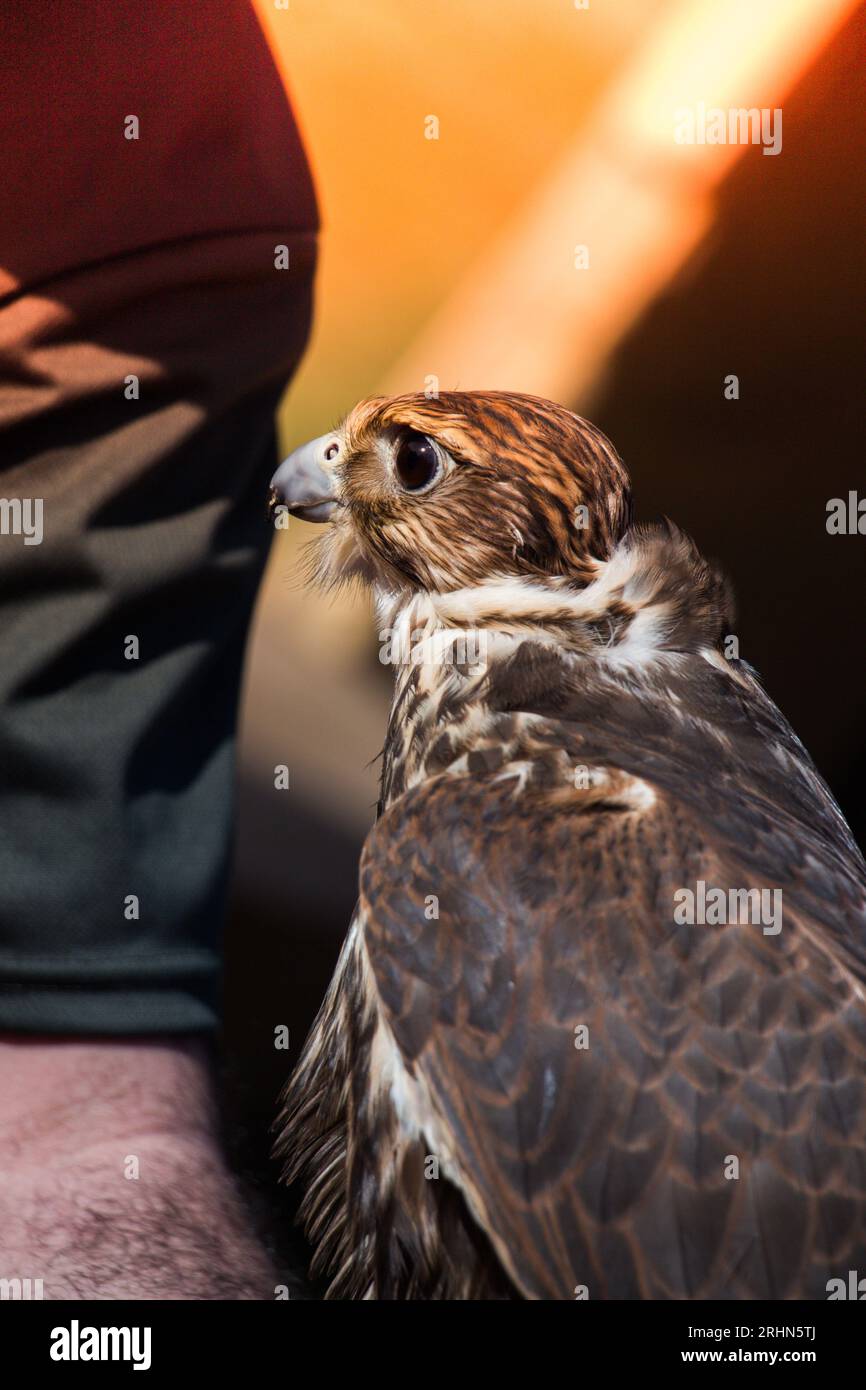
[375,522,733,667]
[374,523,739,812]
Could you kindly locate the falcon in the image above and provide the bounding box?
[270,390,866,1300]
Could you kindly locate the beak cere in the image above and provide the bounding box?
[269,433,340,522]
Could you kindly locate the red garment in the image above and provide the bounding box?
[0,1,317,1032]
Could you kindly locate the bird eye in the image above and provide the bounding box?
[394,431,440,492]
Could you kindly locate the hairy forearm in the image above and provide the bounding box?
[0,1038,275,1300]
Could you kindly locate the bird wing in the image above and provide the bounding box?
[359,659,866,1299]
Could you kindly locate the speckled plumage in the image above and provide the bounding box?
[273,391,866,1299]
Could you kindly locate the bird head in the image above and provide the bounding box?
[270,391,632,595]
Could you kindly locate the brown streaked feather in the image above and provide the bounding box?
[275,391,866,1299]
[360,738,866,1298]
[310,390,633,594]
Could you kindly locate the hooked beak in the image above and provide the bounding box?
[269,433,341,523]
